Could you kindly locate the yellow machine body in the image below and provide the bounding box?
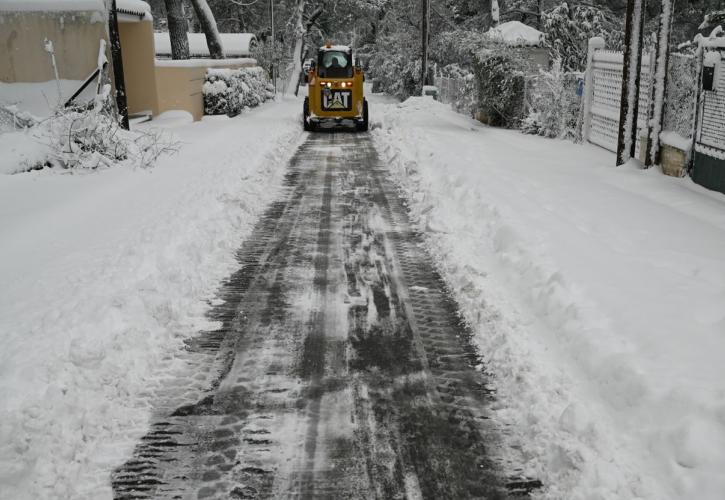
[303,45,368,131]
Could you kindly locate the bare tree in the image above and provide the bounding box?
[286,0,306,95]
[189,0,225,59]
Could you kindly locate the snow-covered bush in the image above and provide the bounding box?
[542,2,623,71]
[3,86,176,173]
[203,67,274,116]
[662,53,698,140]
[521,59,581,139]
[474,50,525,127]
[367,32,422,100]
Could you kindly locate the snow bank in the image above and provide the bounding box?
[0,130,51,174]
[372,97,725,500]
[0,98,303,499]
[0,80,94,120]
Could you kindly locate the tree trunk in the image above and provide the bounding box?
[421,0,430,89]
[188,0,224,59]
[109,0,129,129]
[164,0,189,59]
[286,0,306,95]
[616,0,645,166]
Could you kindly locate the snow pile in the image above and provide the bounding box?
[0,98,303,499]
[486,20,545,47]
[0,80,97,120]
[372,97,725,500]
[660,130,692,152]
[203,66,274,116]
[154,32,257,58]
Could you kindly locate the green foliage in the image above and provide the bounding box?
[474,50,525,127]
[520,59,581,138]
[542,2,623,72]
[368,34,422,99]
[430,30,491,68]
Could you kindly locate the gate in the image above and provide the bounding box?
[693,48,725,194]
[586,49,652,156]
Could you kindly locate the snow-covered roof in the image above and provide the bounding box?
[116,0,151,22]
[486,21,545,47]
[155,57,257,68]
[320,45,351,52]
[154,33,257,58]
[0,0,151,19]
[0,0,105,12]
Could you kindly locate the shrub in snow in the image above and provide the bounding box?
[474,51,525,128]
[521,59,582,139]
[542,2,623,71]
[368,33,422,100]
[662,53,699,140]
[203,67,273,116]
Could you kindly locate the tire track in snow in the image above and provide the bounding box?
[111,132,538,499]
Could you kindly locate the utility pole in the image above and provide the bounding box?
[270,0,276,94]
[616,0,646,166]
[421,0,430,91]
[108,0,129,130]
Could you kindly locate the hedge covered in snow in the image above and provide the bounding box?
[203,67,274,116]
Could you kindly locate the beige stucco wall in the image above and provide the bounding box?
[118,20,158,116]
[155,60,257,121]
[0,10,107,83]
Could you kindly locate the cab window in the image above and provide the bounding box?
[318,51,352,78]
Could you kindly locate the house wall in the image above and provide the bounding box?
[154,59,257,121]
[118,19,158,116]
[0,10,107,83]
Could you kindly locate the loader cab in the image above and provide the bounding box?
[303,43,368,132]
[317,48,353,79]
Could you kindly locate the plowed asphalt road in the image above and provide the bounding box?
[112,131,537,499]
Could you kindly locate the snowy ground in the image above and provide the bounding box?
[372,97,725,500]
[2,90,724,499]
[0,99,303,499]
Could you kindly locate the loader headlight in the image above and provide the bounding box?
[325,82,332,88]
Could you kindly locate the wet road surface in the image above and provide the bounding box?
[112,133,538,499]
